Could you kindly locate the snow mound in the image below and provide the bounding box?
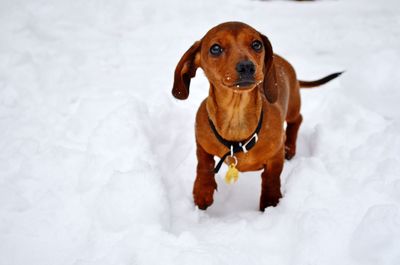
[83,101,170,230]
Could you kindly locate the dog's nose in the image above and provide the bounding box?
[236,60,255,77]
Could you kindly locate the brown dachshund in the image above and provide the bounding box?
[172,22,341,211]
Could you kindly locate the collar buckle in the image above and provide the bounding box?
[241,133,259,153]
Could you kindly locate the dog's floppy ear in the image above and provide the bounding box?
[260,34,278,104]
[172,41,202,100]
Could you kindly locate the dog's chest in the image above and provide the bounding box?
[196,99,285,172]
[198,120,284,172]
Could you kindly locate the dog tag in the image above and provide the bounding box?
[225,163,239,184]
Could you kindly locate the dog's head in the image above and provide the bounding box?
[172,22,277,103]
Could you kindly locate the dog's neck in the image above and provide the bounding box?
[206,84,263,141]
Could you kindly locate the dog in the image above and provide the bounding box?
[172,22,341,211]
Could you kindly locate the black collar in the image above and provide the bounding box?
[208,109,264,173]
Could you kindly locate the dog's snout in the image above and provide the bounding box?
[236,60,255,77]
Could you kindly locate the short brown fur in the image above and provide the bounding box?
[172,22,341,211]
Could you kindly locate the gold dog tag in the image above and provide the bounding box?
[225,163,239,184]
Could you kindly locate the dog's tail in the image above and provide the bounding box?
[299,71,343,88]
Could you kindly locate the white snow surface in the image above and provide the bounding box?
[1,0,400,264]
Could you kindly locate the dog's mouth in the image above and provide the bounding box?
[222,75,263,91]
[235,80,255,87]
[227,79,263,92]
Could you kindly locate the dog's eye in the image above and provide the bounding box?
[252,40,263,52]
[210,44,223,56]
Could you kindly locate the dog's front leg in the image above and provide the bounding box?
[193,142,217,210]
[260,146,284,211]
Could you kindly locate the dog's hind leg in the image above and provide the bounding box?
[285,81,302,160]
[285,114,302,160]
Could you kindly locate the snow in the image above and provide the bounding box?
[1,0,400,264]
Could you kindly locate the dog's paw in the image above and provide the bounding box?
[285,145,296,160]
[194,194,214,210]
[259,193,281,212]
[193,184,216,210]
